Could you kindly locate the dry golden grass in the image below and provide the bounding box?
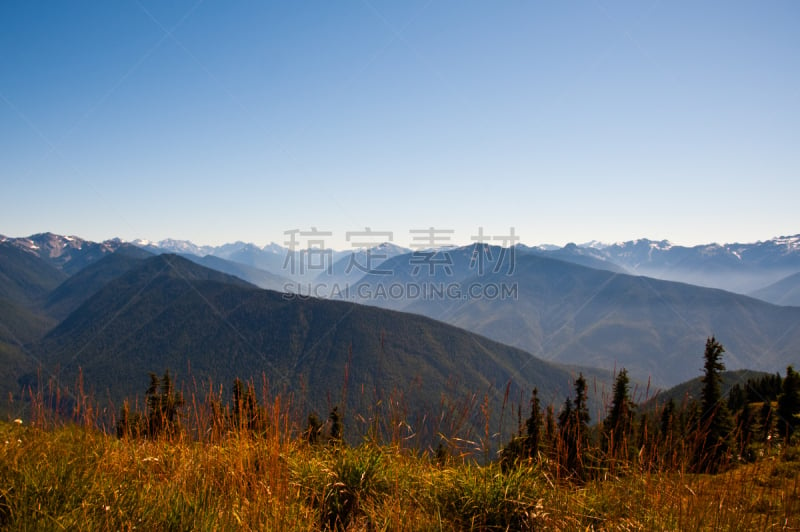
[2,414,799,531]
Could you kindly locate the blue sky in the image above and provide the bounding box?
[1,1,798,249]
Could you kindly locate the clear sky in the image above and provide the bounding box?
[1,1,798,249]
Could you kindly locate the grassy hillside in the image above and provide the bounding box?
[1,411,798,530]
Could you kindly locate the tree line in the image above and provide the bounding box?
[115,337,800,478]
[116,371,344,445]
[500,337,800,477]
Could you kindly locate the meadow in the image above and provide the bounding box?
[1,379,798,531]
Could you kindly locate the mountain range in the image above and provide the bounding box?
[343,245,800,387]
[2,231,799,425]
[0,235,613,441]
[10,232,797,298]
[126,234,800,295]
[526,235,800,295]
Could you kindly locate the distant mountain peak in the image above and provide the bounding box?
[262,242,286,254]
[578,240,610,249]
[347,241,410,255]
[772,234,800,250]
[650,240,673,250]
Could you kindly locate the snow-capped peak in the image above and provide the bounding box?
[578,240,610,250]
[649,240,673,251]
[262,242,287,254]
[772,234,800,251]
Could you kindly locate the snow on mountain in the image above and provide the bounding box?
[5,231,798,293]
[516,243,561,251]
[151,239,216,257]
[771,235,800,251]
[262,242,287,254]
[133,239,292,259]
[344,241,410,256]
[577,240,610,249]
[2,233,126,273]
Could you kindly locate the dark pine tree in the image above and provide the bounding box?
[232,378,260,432]
[328,406,343,445]
[500,389,544,471]
[525,388,543,459]
[557,374,590,478]
[727,383,745,413]
[696,337,734,472]
[544,404,556,451]
[659,398,676,443]
[603,368,635,459]
[736,401,757,462]
[306,412,323,445]
[776,366,800,442]
[573,374,590,437]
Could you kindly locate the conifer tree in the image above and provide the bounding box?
[500,388,544,470]
[603,368,635,458]
[145,370,184,439]
[544,404,556,446]
[736,401,756,462]
[696,337,734,472]
[525,388,543,459]
[573,374,590,437]
[557,397,574,432]
[306,412,322,445]
[777,365,800,441]
[727,383,745,412]
[116,400,145,439]
[232,378,260,431]
[659,398,676,443]
[557,374,590,477]
[328,406,343,444]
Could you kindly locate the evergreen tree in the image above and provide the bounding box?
[637,412,649,451]
[557,397,573,430]
[776,365,800,441]
[573,373,590,437]
[232,378,260,432]
[557,374,591,478]
[727,383,745,412]
[696,337,734,472]
[145,370,184,439]
[736,402,756,462]
[525,388,543,459]
[659,398,676,443]
[116,400,145,439]
[500,389,544,470]
[328,406,343,444]
[543,403,557,459]
[306,412,322,445]
[603,368,635,458]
